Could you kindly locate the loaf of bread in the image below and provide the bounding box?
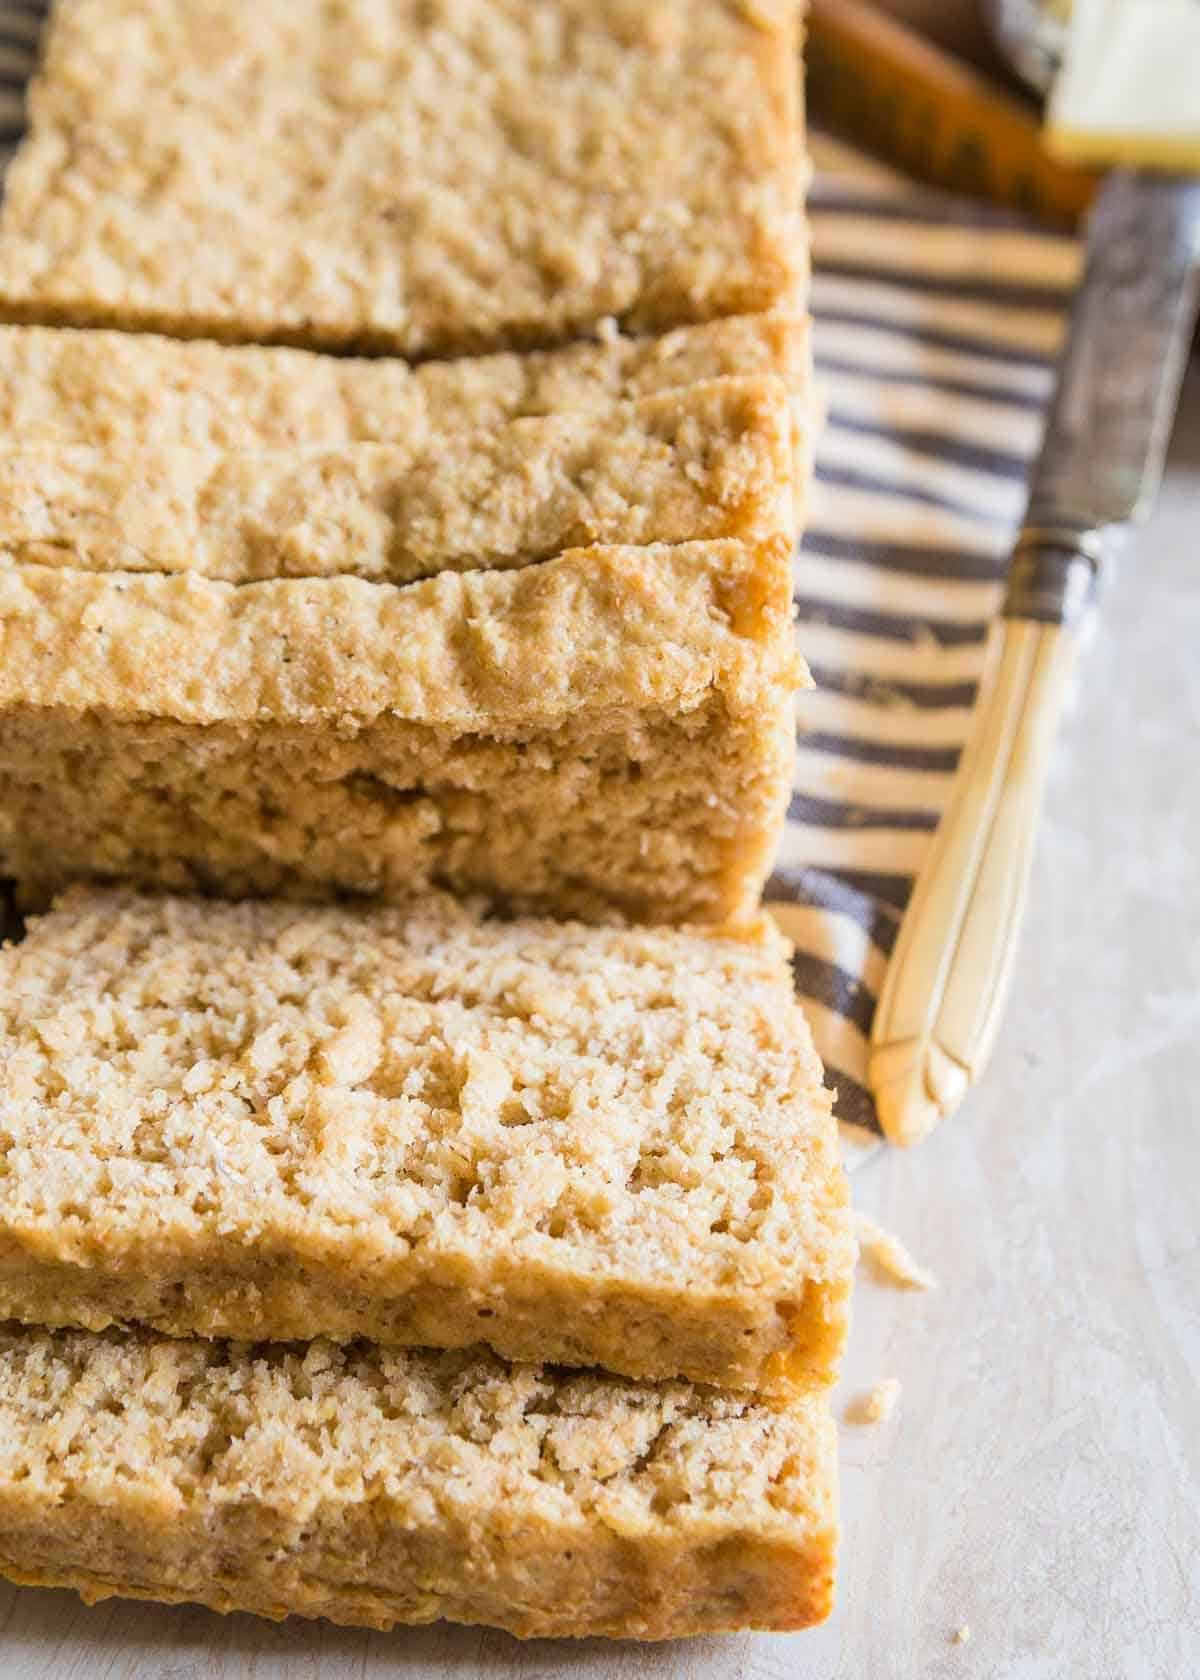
[0,0,834,1649]
[0,0,805,354]
[0,1326,837,1639]
[0,886,852,1393]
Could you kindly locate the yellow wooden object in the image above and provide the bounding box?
[806,0,1097,226]
[868,615,1080,1145]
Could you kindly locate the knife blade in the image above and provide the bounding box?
[1022,168,1200,546]
[1004,168,1200,626]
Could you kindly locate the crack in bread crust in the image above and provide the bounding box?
[0,538,804,923]
[0,378,794,586]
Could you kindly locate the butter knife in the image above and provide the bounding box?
[868,169,1200,1145]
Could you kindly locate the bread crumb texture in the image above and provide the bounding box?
[845,1377,900,1427]
[0,0,805,353]
[0,888,853,1393]
[854,1212,938,1292]
[0,1325,838,1638]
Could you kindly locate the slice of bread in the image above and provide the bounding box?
[0,886,852,1395]
[0,1326,837,1639]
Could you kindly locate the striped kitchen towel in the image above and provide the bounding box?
[773,135,1081,1159]
[0,1,35,142]
[0,14,1081,1156]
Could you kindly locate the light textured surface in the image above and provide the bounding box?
[0,340,1190,1678]
[812,365,1200,1680]
[0,0,804,352]
[0,887,852,1393]
[0,1328,838,1640]
[0,376,795,584]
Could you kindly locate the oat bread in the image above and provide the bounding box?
[0,0,804,354]
[0,314,810,450]
[0,537,803,920]
[0,1327,837,1638]
[0,377,794,586]
[0,886,852,1394]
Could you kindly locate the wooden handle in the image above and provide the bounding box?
[806,0,1098,228]
[867,610,1081,1145]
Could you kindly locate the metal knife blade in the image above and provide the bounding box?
[1025,168,1200,535]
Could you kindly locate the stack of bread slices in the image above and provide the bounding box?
[0,0,854,1641]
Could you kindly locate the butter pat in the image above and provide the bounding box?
[1047,0,1200,168]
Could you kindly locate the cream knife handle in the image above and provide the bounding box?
[867,528,1100,1145]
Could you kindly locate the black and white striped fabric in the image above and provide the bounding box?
[772,136,1080,1157]
[0,2,39,152]
[0,14,1081,1155]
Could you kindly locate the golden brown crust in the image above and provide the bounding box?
[0,377,794,585]
[0,1533,837,1640]
[0,885,852,1394]
[0,0,805,354]
[0,538,800,726]
[0,315,811,447]
[0,1327,837,1639]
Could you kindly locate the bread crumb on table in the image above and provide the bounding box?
[953,1624,972,1645]
[854,1212,938,1291]
[845,1377,901,1426]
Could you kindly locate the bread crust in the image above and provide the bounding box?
[0,0,805,354]
[0,378,795,585]
[0,315,810,449]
